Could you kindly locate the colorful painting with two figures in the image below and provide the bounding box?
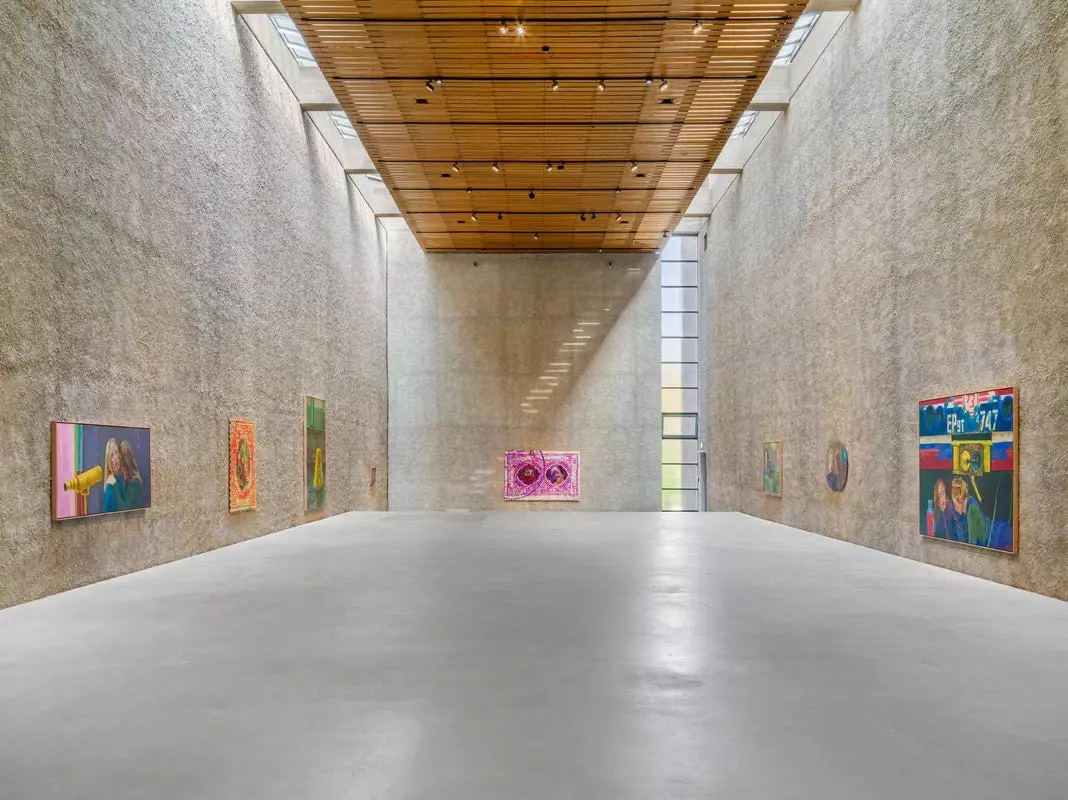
[919,387,1016,553]
[51,422,151,520]
[763,441,782,497]
[305,396,326,511]
[504,450,580,501]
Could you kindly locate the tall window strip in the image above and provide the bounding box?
[660,237,701,512]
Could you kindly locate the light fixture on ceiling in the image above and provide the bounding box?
[499,20,508,34]
[551,79,559,92]
[497,212,503,220]
[616,212,623,222]
[491,161,500,172]
[471,212,478,221]
[516,22,526,36]
[435,78,443,86]
[645,76,653,86]
[580,212,586,222]
[425,79,435,92]
[659,78,669,92]
[557,162,565,170]
[692,19,703,34]
[546,162,554,172]
[466,187,472,194]
[663,230,670,238]
[615,187,621,194]
[452,162,460,172]
[597,79,606,92]
[590,212,597,219]
[533,232,539,240]
[630,161,639,172]
[529,189,536,199]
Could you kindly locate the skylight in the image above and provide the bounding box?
[729,109,758,140]
[774,12,821,65]
[330,110,358,139]
[270,14,317,67]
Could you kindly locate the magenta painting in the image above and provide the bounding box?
[504,450,580,501]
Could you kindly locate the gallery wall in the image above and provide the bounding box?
[386,230,661,511]
[0,2,387,607]
[701,0,1068,599]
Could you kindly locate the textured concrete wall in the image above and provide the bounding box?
[387,230,660,510]
[0,2,387,607]
[703,0,1068,598]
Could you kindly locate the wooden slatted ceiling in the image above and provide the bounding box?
[282,1,806,252]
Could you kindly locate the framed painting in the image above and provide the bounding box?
[505,450,580,501]
[919,387,1016,553]
[51,422,151,520]
[304,396,326,511]
[826,441,848,492]
[763,441,782,497]
[229,419,257,513]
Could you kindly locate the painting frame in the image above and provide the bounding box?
[918,386,1018,554]
[504,450,581,501]
[763,440,782,498]
[304,396,326,512]
[51,420,152,522]
[228,418,257,513]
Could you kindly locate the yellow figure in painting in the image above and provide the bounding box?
[304,397,326,511]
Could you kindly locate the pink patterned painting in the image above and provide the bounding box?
[504,450,580,501]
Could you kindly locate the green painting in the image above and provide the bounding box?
[305,396,325,511]
[763,441,782,497]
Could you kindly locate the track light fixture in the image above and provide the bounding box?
[645,76,653,86]
[597,79,606,92]
[499,20,508,34]
[546,162,554,172]
[551,79,559,92]
[616,212,623,222]
[529,189,536,199]
[659,78,669,92]
[615,187,621,194]
[452,162,460,172]
[491,161,500,172]
[425,79,435,92]
[435,78,443,86]
[466,188,472,194]
[590,212,596,220]
[533,232,539,240]
[557,162,565,170]
[516,22,526,36]
[692,19,703,34]
[497,212,503,220]
[630,161,639,172]
[471,212,478,221]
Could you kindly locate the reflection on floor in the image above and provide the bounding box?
[1,512,1066,799]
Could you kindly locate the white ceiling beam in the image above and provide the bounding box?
[231,1,286,13]
[806,0,859,10]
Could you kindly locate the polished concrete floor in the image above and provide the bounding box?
[1,512,1066,799]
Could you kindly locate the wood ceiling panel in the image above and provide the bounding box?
[282,0,805,251]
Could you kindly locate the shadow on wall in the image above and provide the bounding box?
[389,244,658,510]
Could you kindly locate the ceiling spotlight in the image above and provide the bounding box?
[580,212,587,222]
[551,79,559,92]
[499,20,508,34]
[497,212,503,220]
[692,19,703,34]
[529,189,536,199]
[597,79,606,92]
[616,212,622,221]
[471,212,478,221]
[492,161,500,172]
[452,162,460,172]
[659,79,669,92]
[435,77,443,86]
[533,232,539,240]
[663,230,670,238]
[546,162,554,172]
[425,79,435,92]
[615,187,621,194]
[590,212,596,219]
[630,161,639,172]
[557,162,565,170]
[466,187,472,194]
[516,22,526,36]
[645,76,653,86]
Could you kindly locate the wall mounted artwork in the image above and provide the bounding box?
[304,396,326,511]
[763,441,782,497]
[505,450,580,501]
[919,388,1016,553]
[228,419,257,513]
[51,422,151,520]
[826,442,848,492]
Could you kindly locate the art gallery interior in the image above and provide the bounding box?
[1,0,1066,797]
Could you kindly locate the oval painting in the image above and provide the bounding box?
[826,442,848,492]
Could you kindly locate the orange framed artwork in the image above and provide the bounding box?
[228,419,257,513]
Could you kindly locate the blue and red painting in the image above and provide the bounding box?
[919,388,1016,553]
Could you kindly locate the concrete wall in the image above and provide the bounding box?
[0,2,387,607]
[702,0,1068,598]
[387,230,660,510]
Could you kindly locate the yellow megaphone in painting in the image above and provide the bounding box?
[64,464,102,496]
[313,447,324,489]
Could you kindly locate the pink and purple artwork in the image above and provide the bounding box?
[504,450,580,501]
